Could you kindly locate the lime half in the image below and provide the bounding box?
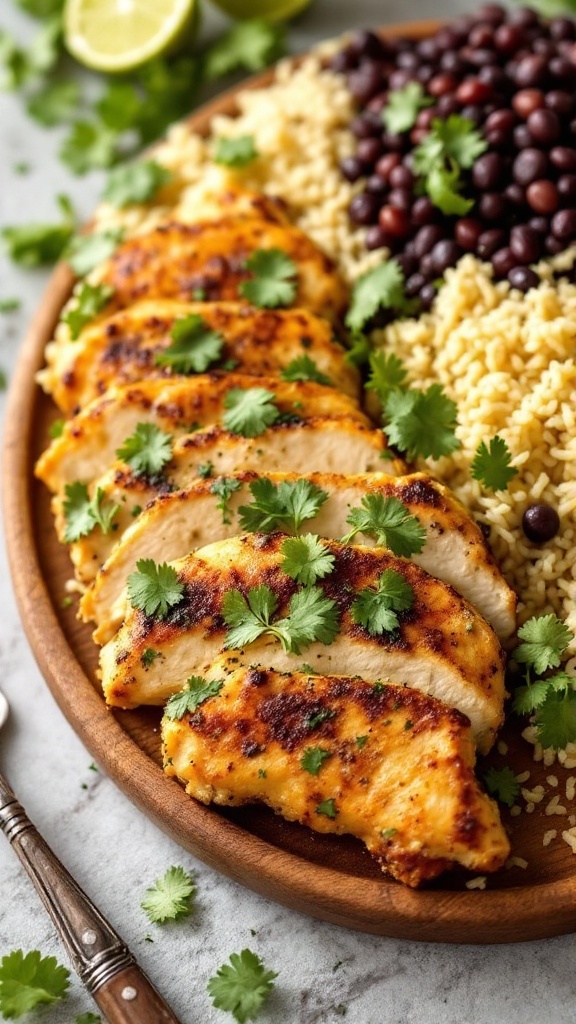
[64,0,200,73]
[210,0,314,21]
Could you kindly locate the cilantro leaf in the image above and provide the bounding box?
[59,120,119,175]
[164,677,224,720]
[16,0,64,16]
[431,115,488,169]
[512,678,552,715]
[346,260,414,333]
[155,315,224,374]
[214,135,259,168]
[514,614,573,675]
[48,418,64,438]
[535,688,576,750]
[471,436,519,491]
[141,866,195,924]
[63,482,119,542]
[382,81,433,134]
[141,647,161,668]
[0,16,61,90]
[102,160,171,208]
[316,798,337,819]
[238,478,328,535]
[483,766,520,808]
[96,80,143,132]
[207,948,277,1024]
[116,423,172,476]
[384,383,460,460]
[27,80,80,127]
[366,351,408,404]
[211,476,242,525]
[240,248,297,309]
[64,228,123,276]
[273,586,340,654]
[197,461,214,479]
[280,354,332,386]
[351,568,414,636]
[127,558,185,618]
[342,494,426,558]
[62,282,114,340]
[0,299,21,313]
[223,586,279,650]
[1,194,75,267]
[223,387,280,438]
[280,534,335,586]
[300,747,332,776]
[75,1014,101,1024]
[203,19,286,80]
[412,116,486,216]
[425,162,473,217]
[0,950,70,1018]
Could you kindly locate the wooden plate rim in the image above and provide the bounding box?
[3,21,576,943]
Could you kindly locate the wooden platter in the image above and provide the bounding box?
[4,21,576,943]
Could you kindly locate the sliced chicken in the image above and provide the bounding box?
[82,471,516,644]
[88,218,347,321]
[55,424,403,592]
[35,376,368,494]
[172,176,291,226]
[100,535,505,752]
[163,659,510,887]
[38,300,359,414]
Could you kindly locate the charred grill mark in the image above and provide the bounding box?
[258,692,337,752]
[398,478,443,509]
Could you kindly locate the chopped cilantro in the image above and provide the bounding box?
[483,766,520,808]
[300,747,332,776]
[355,735,368,749]
[471,435,519,491]
[223,387,280,438]
[116,423,172,477]
[27,80,80,127]
[141,866,195,924]
[351,568,414,636]
[165,677,224,720]
[211,476,242,525]
[127,558,184,618]
[413,115,487,216]
[223,584,339,655]
[102,160,170,208]
[238,478,328,535]
[280,534,335,586]
[49,418,64,439]
[155,314,224,374]
[1,194,75,267]
[62,483,119,542]
[197,461,214,479]
[0,950,70,1018]
[207,948,277,1024]
[382,81,433,134]
[346,260,415,333]
[240,248,297,309]
[141,648,161,668]
[62,282,113,340]
[306,708,336,729]
[203,19,286,80]
[280,354,332,386]
[64,228,123,276]
[342,493,426,558]
[380,827,398,839]
[316,798,337,819]
[214,135,259,168]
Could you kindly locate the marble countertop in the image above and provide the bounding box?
[0,1,575,1021]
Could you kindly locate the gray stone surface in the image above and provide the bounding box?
[0,2,574,1022]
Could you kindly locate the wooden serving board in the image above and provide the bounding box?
[4,22,576,943]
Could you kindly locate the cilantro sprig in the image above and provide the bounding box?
[1,194,74,267]
[300,747,332,776]
[382,81,433,134]
[207,948,277,1024]
[280,355,332,386]
[384,382,460,461]
[141,866,196,924]
[127,558,184,618]
[0,950,70,1018]
[238,478,328,536]
[240,249,297,309]
[223,584,339,655]
[165,677,224,720]
[413,115,487,216]
[155,315,224,374]
[351,569,414,636]
[280,534,335,586]
[345,260,415,333]
[63,482,119,542]
[223,387,280,438]
[214,135,259,168]
[471,436,518,491]
[511,614,576,750]
[342,494,426,558]
[116,423,172,477]
[62,282,113,339]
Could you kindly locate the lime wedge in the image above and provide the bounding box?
[210,0,313,21]
[64,0,200,73]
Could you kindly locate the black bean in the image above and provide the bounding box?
[431,239,463,274]
[513,124,533,149]
[478,65,508,90]
[514,54,547,88]
[469,24,495,48]
[350,30,385,60]
[477,4,506,26]
[545,90,574,116]
[550,17,576,42]
[381,131,407,153]
[375,153,401,182]
[440,52,467,75]
[330,49,357,74]
[494,23,526,53]
[558,174,576,201]
[437,95,460,117]
[350,113,381,139]
[411,196,437,226]
[413,224,445,258]
[456,77,494,104]
[509,7,539,29]
[389,164,414,190]
[405,272,426,297]
[395,251,418,278]
[455,218,484,251]
[505,183,527,207]
[419,252,436,277]
[365,174,388,195]
[365,225,392,250]
[477,228,506,258]
[551,208,576,240]
[378,205,410,237]
[473,152,506,191]
[526,180,559,215]
[549,56,576,85]
[348,63,385,102]
[419,282,438,309]
[479,193,507,222]
[357,137,384,164]
[510,225,542,262]
[349,192,380,226]
[513,148,549,186]
[526,108,561,145]
[417,37,440,61]
[513,88,545,119]
[528,216,549,235]
[508,265,540,291]
[340,156,366,183]
[492,246,517,277]
[485,108,516,134]
[459,104,483,126]
[550,146,576,173]
[388,187,412,211]
[522,503,560,542]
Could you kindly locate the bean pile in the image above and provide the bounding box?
[332,5,576,307]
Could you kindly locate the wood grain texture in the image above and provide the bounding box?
[3,22,576,943]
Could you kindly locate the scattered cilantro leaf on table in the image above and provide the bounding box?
[116,423,172,477]
[514,614,573,675]
[165,677,224,720]
[280,534,335,586]
[208,948,277,1024]
[223,387,280,437]
[63,482,119,542]
[211,476,242,525]
[64,228,124,276]
[280,354,332,386]
[203,19,286,80]
[382,81,433,134]
[300,747,332,776]
[1,194,75,267]
[141,866,196,924]
[384,383,460,460]
[0,950,70,1019]
[127,559,184,618]
[345,260,415,333]
[214,135,259,168]
[16,0,64,16]
[75,1013,102,1024]
[60,119,119,175]
[316,798,337,819]
[0,299,21,313]
[223,585,339,654]
[483,766,520,807]
[0,368,7,391]
[240,248,297,309]
[102,160,171,208]
[471,436,518,491]
[155,315,224,374]
[62,282,113,339]
[27,79,80,127]
[238,478,328,535]
[342,494,426,558]
[351,569,414,637]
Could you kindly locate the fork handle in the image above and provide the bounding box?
[0,772,182,1024]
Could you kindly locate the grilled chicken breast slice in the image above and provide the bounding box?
[82,471,516,644]
[100,535,505,752]
[56,423,402,593]
[163,660,510,887]
[88,218,347,321]
[35,376,367,494]
[38,300,359,414]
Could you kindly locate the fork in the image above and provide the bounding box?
[0,688,183,1023]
